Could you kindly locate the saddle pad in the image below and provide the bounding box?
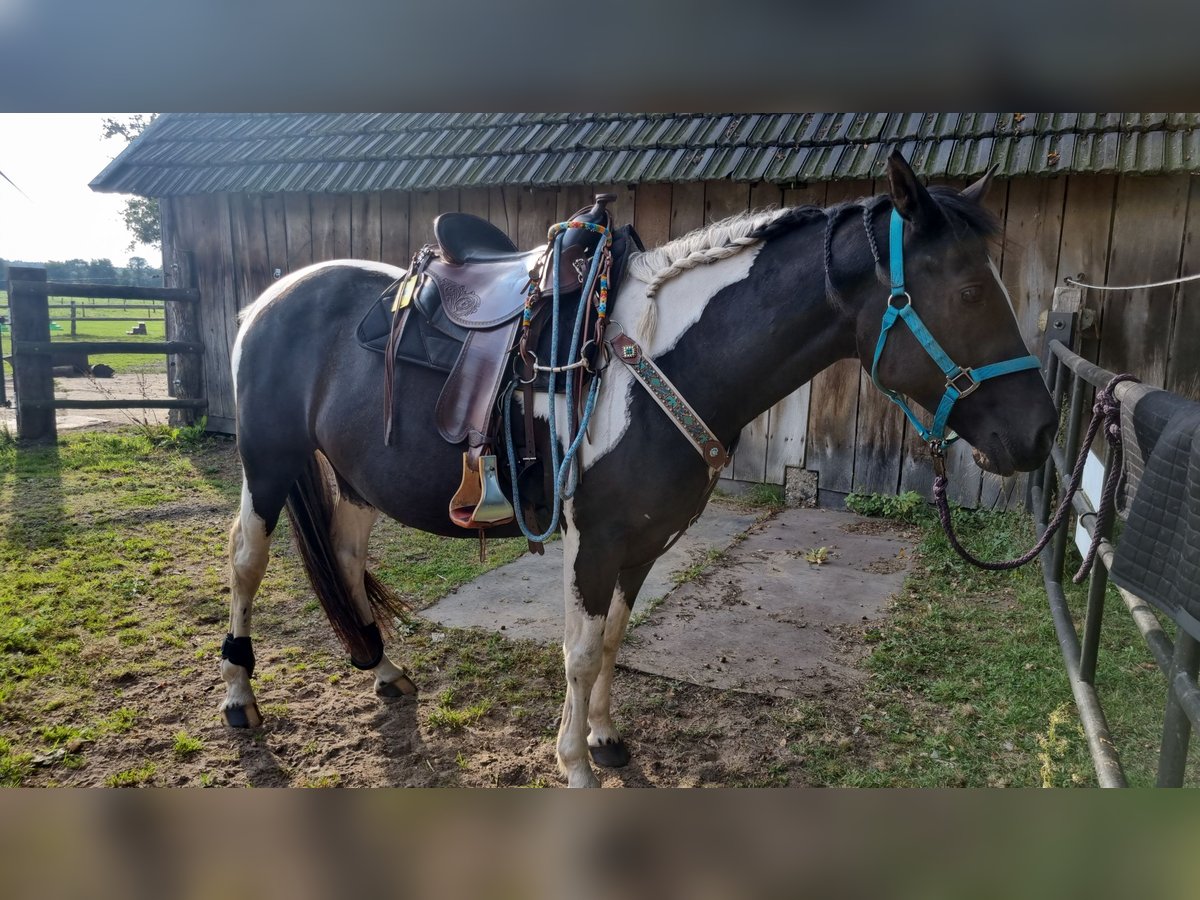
[1110,387,1200,640]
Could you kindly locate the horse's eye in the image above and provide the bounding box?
[960,286,982,303]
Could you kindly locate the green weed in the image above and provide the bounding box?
[845,490,929,523]
[106,762,157,787]
[173,731,204,757]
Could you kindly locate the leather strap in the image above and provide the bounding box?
[608,332,728,470]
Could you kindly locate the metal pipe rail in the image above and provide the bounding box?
[1030,335,1200,787]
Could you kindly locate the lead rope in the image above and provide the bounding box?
[932,373,1137,580]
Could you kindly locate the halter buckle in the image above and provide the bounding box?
[929,442,947,478]
[947,367,979,398]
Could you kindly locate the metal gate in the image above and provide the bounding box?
[1029,314,1200,787]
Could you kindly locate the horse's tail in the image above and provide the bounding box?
[284,451,407,667]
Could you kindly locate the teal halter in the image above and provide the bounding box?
[870,208,1041,454]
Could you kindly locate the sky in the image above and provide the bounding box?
[0,113,159,265]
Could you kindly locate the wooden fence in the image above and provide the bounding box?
[5,265,205,442]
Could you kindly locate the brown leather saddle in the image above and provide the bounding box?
[360,195,633,536]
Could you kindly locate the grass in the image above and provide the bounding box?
[796,494,1200,787]
[1,294,167,375]
[172,730,204,757]
[105,761,156,787]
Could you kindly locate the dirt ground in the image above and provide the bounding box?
[1,370,172,433]
[6,435,890,788]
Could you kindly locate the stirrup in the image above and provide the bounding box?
[449,453,514,529]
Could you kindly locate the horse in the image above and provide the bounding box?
[219,151,1057,787]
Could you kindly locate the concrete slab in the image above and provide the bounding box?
[422,502,760,643]
[622,508,916,698]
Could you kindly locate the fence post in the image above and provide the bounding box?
[165,249,203,428]
[70,300,77,337]
[8,266,57,442]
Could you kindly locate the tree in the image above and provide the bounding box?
[102,115,160,252]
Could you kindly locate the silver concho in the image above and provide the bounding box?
[572,256,589,284]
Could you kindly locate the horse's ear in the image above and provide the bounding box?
[961,164,999,205]
[886,149,943,231]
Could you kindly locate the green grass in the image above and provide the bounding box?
[172,730,204,757]
[1,293,165,374]
[799,497,1200,787]
[105,761,156,787]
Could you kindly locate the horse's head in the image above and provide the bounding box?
[860,150,1056,475]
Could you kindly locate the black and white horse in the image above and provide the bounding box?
[220,152,1056,787]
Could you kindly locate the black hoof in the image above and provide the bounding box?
[589,739,631,768]
[222,702,262,729]
[375,675,418,698]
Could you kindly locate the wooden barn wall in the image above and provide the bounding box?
[165,175,1200,507]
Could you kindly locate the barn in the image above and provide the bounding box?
[90,112,1200,508]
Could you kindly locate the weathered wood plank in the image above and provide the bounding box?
[261,193,289,279]
[409,191,441,255]
[351,193,382,261]
[805,181,871,502]
[488,187,516,238]
[669,182,704,239]
[1054,175,1116,365]
[595,183,637,232]
[310,193,352,262]
[459,188,490,221]
[177,195,238,422]
[283,193,312,268]
[633,183,671,248]
[228,193,272,311]
[765,381,811,484]
[164,242,203,427]
[380,191,410,263]
[518,188,558,251]
[1100,174,1190,387]
[309,194,338,262]
[556,186,592,224]
[704,180,749,225]
[1000,176,1067,350]
[748,181,782,214]
[1167,176,1200,399]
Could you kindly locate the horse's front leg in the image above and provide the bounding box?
[587,560,654,768]
[556,519,620,788]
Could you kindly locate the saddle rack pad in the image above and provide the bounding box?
[1110,386,1200,640]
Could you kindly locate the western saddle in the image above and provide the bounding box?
[369,194,627,542]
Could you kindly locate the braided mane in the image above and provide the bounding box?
[625,186,996,344]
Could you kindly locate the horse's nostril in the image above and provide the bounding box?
[1035,421,1057,458]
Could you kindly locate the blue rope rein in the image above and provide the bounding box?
[503,229,607,543]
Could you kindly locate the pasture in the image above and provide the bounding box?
[1,428,1192,787]
[0,289,167,376]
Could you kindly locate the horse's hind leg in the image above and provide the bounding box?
[587,560,654,769]
[220,477,276,728]
[329,496,417,698]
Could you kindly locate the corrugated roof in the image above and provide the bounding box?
[91,112,1200,197]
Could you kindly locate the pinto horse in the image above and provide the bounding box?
[220,151,1056,786]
